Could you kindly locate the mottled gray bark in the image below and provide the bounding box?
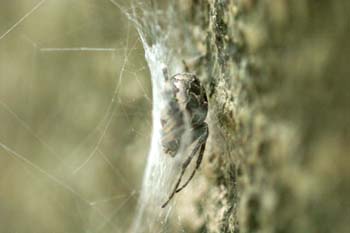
[174,1,350,232]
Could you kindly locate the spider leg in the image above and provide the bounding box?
[175,125,208,193]
[162,66,169,81]
[161,123,208,208]
[182,60,190,72]
[161,132,205,208]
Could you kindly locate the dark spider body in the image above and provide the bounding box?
[160,69,208,208]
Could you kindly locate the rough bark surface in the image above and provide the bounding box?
[175,1,350,232]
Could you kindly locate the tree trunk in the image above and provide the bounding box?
[174,1,350,232]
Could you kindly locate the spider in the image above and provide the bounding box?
[160,67,208,208]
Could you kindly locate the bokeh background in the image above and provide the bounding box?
[0,0,152,232]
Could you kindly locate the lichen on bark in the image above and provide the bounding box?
[173,1,350,233]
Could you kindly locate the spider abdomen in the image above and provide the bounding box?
[160,73,208,156]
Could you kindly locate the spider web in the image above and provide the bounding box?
[0,1,202,233]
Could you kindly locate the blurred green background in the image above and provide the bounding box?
[0,0,151,232]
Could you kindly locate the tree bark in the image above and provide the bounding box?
[174,1,350,232]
